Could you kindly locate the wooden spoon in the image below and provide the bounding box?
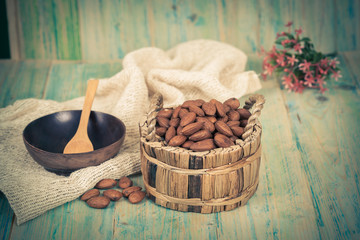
[63,79,99,154]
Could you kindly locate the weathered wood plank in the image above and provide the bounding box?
[16,0,81,59]
[342,51,360,88]
[0,60,51,108]
[282,53,360,239]
[335,0,360,52]
[0,192,14,240]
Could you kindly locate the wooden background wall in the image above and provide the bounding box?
[6,0,360,60]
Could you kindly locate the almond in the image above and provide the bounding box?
[228,110,240,121]
[179,108,189,118]
[181,122,203,136]
[223,104,231,113]
[214,101,226,117]
[206,116,217,123]
[119,176,133,189]
[123,186,142,197]
[237,108,251,119]
[194,99,205,106]
[231,126,244,137]
[95,179,117,189]
[190,139,216,152]
[224,98,240,110]
[172,106,182,119]
[86,196,110,209]
[155,127,167,137]
[80,189,100,201]
[180,112,196,126]
[227,121,240,127]
[230,135,238,142]
[128,191,146,204]
[196,117,215,132]
[177,126,184,135]
[215,121,233,137]
[157,117,170,128]
[182,141,194,149]
[217,115,228,123]
[157,109,173,118]
[169,118,180,127]
[165,126,176,143]
[189,105,205,116]
[103,189,123,201]
[214,133,234,148]
[168,135,187,146]
[189,130,212,141]
[240,119,248,127]
[182,100,202,108]
[202,102,216,116]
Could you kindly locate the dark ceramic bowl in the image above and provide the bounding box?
[23,110,126,175]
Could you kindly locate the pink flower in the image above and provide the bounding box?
[332,71,342,81]
[287,55,299,66]
[276,54,287,67]
[281,39,292,47]
[295,27,303,36]
[285,21,293,27]
[330,58,340,68]
[276,31,287,39]
[304,71,315,87]
[294,43,304,53]
[282,74,294,89]
[317,77,328,93]
[299,60,312,72]
[264,64,275,76]
[320,58,329,66]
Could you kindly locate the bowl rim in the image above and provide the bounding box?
[23,110,126,155]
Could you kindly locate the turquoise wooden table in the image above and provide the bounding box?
[0,52,359,239]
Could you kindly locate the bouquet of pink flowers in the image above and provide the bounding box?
[261,21,341,93]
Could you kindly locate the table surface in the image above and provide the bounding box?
[0,52,359,240]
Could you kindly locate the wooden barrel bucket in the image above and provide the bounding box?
[139,93,265,213]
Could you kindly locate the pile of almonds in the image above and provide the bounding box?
[80,177,146,209]
[155,98,251,151]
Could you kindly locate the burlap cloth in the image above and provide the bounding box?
[0,40,261,224]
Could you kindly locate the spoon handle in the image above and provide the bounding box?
[76,79,99,137]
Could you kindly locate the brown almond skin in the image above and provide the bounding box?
[123,186,142,197]
[189,105,205,117]
[181,122,203,136]
[202,102,216,116]
[217,115,228,123]
[237,108,251,119]
[228,110,240,121]
[206,116,217,123]
[224,98,240,110]
[227,121,240,127]
[180,112,196,127]
[177,126,184,135]
[223,104,231,113]
[190,139,216,152]
[214,101,226,117]
[214,133,234,148]
[165,126,176,143]
[179,108,189,118]
[172,106,182,119]
[128,191,146,204]
[119,176,133,189]
[157,117,170,128]
[95,179,117,189]
[80,189,100,201]
[169,118,180,127]
[240,119,248,127]
[195,99,205,105]
[182,100,202,108]
[231,126,244,137]
[230,135,238,142]
[182,141,194,149]
[157,109,173,118]
[168,135,187,146]
[86,196,110,209]
[155,127,167,137]
[215,121,233,137]
[189,130,212,141]
[103,189,123,201]
[196,117,215,132]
